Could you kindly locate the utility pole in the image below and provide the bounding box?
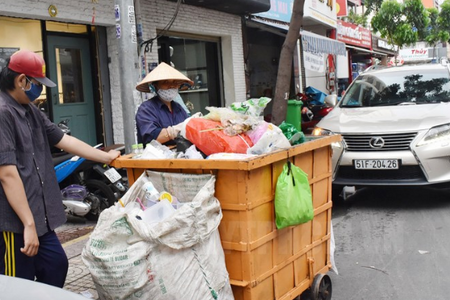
[114,0,140,153]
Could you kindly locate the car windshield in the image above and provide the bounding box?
[340,67,450,107]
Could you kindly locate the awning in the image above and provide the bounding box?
[300,30,346,56]
[346,44,387,56]
[247,17,346,56]
[246,17,289,36]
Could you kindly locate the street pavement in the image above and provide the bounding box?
[57,223,99,299]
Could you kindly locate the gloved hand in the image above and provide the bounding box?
[173,112,203,138]
[167,126,180,140]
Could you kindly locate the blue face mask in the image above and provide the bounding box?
[24,78,43,102]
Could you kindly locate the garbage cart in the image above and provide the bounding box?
[112,135,340,300]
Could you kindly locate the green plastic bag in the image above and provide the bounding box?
[274,161,314,229]
[279,121,306,145]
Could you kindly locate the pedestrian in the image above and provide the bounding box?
[0,50,121,288]
[135,62,193,146]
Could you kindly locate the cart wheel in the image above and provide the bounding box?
[311,274,332,300]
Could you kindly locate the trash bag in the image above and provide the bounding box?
[274,161,314,229]
[185,118,253,155]
[278,121,306,145]
[82,171,234,300]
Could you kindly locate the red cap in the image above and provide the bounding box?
[8,50,56,87]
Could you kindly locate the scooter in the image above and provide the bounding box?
[55,144,127,220]
[297,87,335,133]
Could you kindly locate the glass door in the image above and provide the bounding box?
[47,36,97,145]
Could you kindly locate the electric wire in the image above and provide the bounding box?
[139,0,183,56]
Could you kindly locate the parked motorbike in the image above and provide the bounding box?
[54,144,128,220]
[297,86,335,133]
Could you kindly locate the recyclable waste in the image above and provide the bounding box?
[140,199,175,225]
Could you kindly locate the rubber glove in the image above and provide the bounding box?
[167,126,179,140]
[175,112,203,138]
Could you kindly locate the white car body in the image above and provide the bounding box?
[314,63,450,187]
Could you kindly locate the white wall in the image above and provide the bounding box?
[107,0,247,143]
[138,0,246,105]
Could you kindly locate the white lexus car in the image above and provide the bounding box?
[312,62,450,197]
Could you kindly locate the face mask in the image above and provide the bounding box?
[24,78,43,102]
[157,88,178,102]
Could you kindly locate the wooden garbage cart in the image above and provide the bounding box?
[112,135,341,300]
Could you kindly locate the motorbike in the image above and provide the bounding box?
[54,144,128,220]
[297,86,335,133]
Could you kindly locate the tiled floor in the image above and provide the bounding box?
[59,225,99,300]
[64,255,98,299]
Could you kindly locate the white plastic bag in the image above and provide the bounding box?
[247,123,291,155]
[82,171,234,300]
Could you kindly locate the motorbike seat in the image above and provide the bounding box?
[53,153,74,167]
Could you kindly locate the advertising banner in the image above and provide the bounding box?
[399,48,429,61]
[303,0,338,28]
[337,20,371,49]
[304,51,325,72]
[255,0,294,23]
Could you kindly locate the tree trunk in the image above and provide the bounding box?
[271,0,305,125]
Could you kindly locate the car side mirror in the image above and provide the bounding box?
[324,94,337,107]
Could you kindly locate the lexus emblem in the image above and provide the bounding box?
[369,137,385,148]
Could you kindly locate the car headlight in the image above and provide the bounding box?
[416,124,450,147]
[311,127,334,136]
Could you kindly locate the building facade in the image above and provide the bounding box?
[0,0,262,150]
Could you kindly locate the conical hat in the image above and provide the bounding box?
[136,62,194,92]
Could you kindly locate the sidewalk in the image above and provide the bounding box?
[61,229,99,299]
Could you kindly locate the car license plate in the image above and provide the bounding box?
[104,168,122,183]
[354,159,399,170]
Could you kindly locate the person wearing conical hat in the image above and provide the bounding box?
[135,62,193,146]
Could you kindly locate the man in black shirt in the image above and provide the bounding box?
[0,50,120,288]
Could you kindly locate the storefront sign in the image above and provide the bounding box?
[255,0,294,23]
[336,0,348,16]
[303,0,337,28]
[377,39,394,50]
[304,51,325,72]
[399,48,429,61]
[337,20,371,49]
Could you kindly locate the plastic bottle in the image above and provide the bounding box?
[142,181,160,206]
[137,143,144,154]
[131,144,139,154]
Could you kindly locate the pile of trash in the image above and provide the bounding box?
[135,97,305,160]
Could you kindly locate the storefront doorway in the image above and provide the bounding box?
[46,35,97,146]
[157,34,223,114]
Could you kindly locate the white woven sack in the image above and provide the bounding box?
[82,171,234,300]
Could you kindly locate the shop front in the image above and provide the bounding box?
[336,19,372,94]
[246,0,346,118]
[1,0,266,149]
[371,35,396,66]
[0,2,116,146]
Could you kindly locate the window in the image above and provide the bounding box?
[157,34,223,115]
